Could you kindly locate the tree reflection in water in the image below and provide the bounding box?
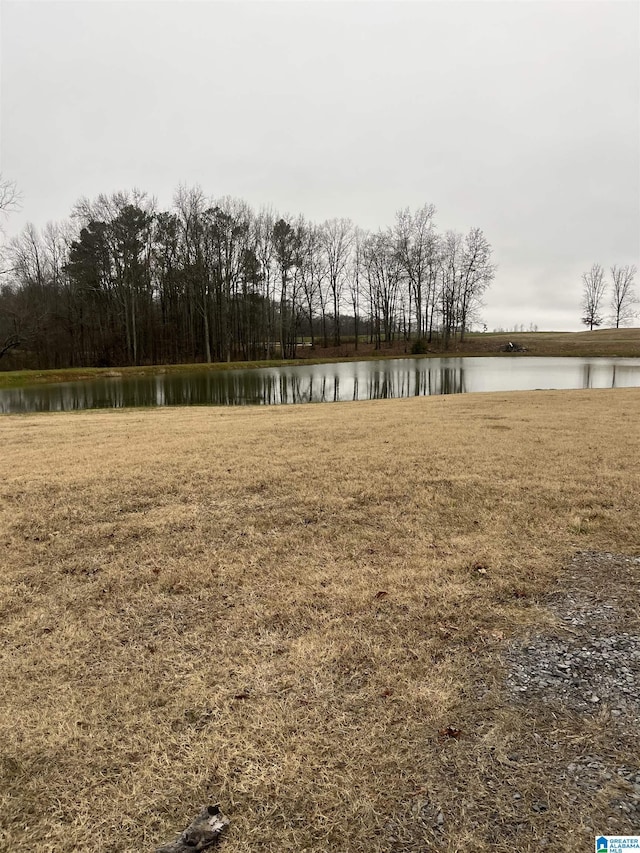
[1,357,639,413]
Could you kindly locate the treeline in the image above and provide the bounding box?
[0,187,495,369]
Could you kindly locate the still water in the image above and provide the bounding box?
[2,357,640,414]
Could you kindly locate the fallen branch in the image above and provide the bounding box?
[0,334,22,362]
[156,804,229,852]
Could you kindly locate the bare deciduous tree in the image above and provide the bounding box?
[610,264,637,328]
[298,223,326,349]
[363,230,402,348]
[320,218,353,346]
[458,227,495,341]
[394,204,437,339]
[0,175,21,279]
[0,280,48,364]
[581,263,607,331]
[254,207,277,356]
[439,230,463,348]
[346,227,367,351]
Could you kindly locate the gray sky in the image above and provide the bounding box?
[1,0,639,331]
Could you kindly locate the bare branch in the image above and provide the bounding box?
[0,333,23,362]
[0,176,20,210]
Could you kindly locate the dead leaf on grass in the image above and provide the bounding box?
[438,726,463,739]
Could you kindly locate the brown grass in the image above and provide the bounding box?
[1,389,639,852]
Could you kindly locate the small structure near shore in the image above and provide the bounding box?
[500,341,528,352]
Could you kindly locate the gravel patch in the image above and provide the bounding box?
[502,550,640,833]
[505,551,640,721]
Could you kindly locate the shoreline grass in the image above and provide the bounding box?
[1,327,639,390]
[1,387,639,851]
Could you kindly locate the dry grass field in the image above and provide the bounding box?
[1,388,639,852]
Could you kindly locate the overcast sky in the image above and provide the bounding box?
[1,0,639,331]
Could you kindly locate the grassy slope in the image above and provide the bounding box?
[1,327,639,389]
[471,326,640,356]
[1,388,639,852]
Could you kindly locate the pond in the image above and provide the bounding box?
[1,356,640,414]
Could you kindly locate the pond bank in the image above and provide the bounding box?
[1,328,639,389]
